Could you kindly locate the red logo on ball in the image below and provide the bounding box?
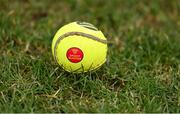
[66,47,84,63]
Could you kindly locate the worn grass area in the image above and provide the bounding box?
[0,0,180,113]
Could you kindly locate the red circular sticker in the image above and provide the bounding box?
[66,47,84,63]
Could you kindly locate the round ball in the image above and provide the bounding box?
[52,21,107,73]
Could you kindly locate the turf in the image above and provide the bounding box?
[0,0,180,113]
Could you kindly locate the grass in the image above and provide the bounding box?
[0,0,180,113]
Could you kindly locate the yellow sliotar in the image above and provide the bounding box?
[52,21,107,73]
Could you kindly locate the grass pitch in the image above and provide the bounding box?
[0,0,180,112]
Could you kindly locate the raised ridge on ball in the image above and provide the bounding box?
[76,21,98,31]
